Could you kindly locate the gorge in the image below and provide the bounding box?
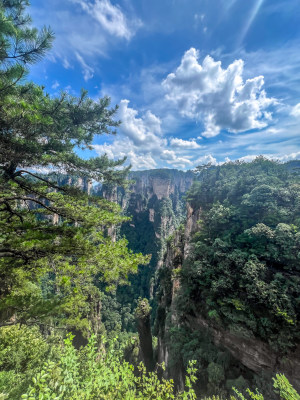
[98,160,300,398]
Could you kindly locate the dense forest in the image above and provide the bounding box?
[156,159,300,398]
[0,1,300,399]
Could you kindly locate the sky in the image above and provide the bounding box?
[29,0,300,170]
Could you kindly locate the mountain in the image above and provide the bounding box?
[44,163,300,397]
[96,169,196,333]
[154,159,300,398]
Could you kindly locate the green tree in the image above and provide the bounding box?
[181,158,300,350]
[0,0,54,93]
[162,159,300,396]
[0,0,149,332]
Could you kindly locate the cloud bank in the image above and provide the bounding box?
[93,48,297,170]
[94,100,195,169]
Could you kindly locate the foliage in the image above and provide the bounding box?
[180,158,300,351]
[0,332,291,400]
[0,0,149,331]
[0,325,59,399]
[135,298,152,320]
[273,374,300,400]
[231,374,300,400]
[20,334,198,400]
[166,325,247,398]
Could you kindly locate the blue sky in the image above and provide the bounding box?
[29,0,300,170]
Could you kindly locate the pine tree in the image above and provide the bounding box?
[0,0,149,332]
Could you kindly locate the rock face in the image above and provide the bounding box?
[186,314,300,392]
[156,221,186,390]
[128,169,194,202]
[135,298,155,371]
[95,169,196,334]
[98,169,196,300]
[183,202,201,257]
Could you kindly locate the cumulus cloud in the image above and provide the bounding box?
[193,152,300,168]
[162,48,277,137]
[237,152,300,163]
[194,154,218,166]
[276,151,300,162]
[93,100,198,170]
[93,100,165,169]
[160,150,193,168]
[170,138,201,149]
[93,138,158,170]
[290,103,300,117]
[118,99,163,148]
[72,0,140,40]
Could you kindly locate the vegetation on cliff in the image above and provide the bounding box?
[1,324,299,400]
[158,158,300,397]
[1,2,300,399]
[182,158,300,350]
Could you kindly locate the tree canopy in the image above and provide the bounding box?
[0,0,149,332]
[180,158,300,351]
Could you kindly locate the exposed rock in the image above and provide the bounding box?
[157,228,186,390]
[184,203,201,258]
[149,208,155,222]
[186,314,300,392]
[135,298,154,371]
[126,169,195,204]
[98,169,196,300]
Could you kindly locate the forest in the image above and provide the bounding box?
[0,1,300,399]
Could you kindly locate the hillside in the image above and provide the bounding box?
[155,159,300,398]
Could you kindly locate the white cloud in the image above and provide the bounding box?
[72,0,141,40]
[93,100,199,170]
[162,48,277,137]
[75,52,94,81]
[93,138,158,170]
[194,13,205,21]
[118,99,163,147]
[51,80,60,89]
[93,100,165,169]
[238,152,300,163]
[290,103,300,117]
[127,151,157,169]
[274,151,300,162]
[170,138,201,149]
[194,154,218,166]
[62,58,72,69]
[237,154,260,163]
[160,150,193,167]
[30,0,141,81]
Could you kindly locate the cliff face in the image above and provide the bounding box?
[156,202,300,395]
[97,165,300,394]
[96,169,196,333]
[118,170,195,303]
[127,169,194,202]
[186,314,300,391]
